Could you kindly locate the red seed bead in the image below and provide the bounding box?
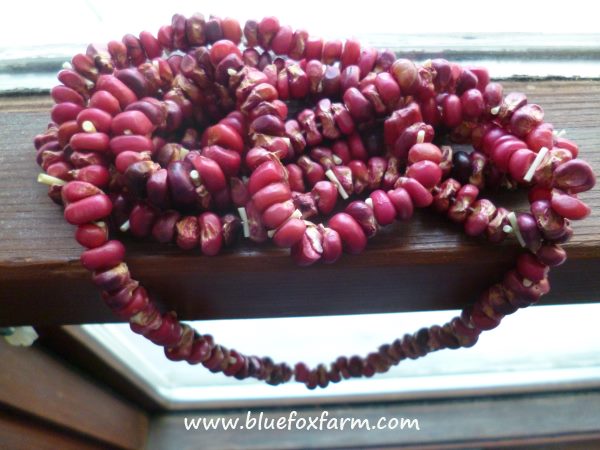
[139,31,162,59]
[370,190,396,226]
[319,226,343,264]
[345,201,377,238]
[89,90,122,116]
[517,253,549,283]
[64,194,113,225]
[202,124,244,154]
[273,218,306,248]
[190,155,227,193]
[343,87,373,122]
[460,89,485,119]
[262,200,295,229]
[390,59,418,93]
[408,143,443,165]
[70,132,110,152]
[328,212,367,255]
[202,145,241,177]
[96,74,137,108]
[510,104,544,138]
[257,16,280,49]
[406,160,442,189]
[555,137,579,158]
[176,216,200,250]
[305,37,323,60]
[553,159,596,194]
[387,187,414,221]
[271,25,293,55]
[312,181,338,215]
[440,94,462,128]
[51,102,84,124]
[51,85,85,106]
[492,138,527,173]
[75,222,108,249]
[111,110,155,136]
[550,190,591,220]
[340,65,360,92]
[209,39,242,65]
[288,29,308,60]
[80,240,125,271]
[61,181,102,204]
[526,123,554,152]
[394,177,433,208]
[115,150,150,174]
[341,38,361,68]
[70,164,110,187]
[508,148,536,183]
[198,212,223,256]
[252,182,292,212]
[222,17,242,44]
[286,163,305,192]
[291,227,323,266]
[77,108,113,133]
[151,210,180,243]
[374,72,401,109]
[322,40,343,65]
[110,135,153,155]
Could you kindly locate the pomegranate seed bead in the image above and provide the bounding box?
[273,218,306,248]
[75,222,108,249]
[305,37,323,60]
[257,16,280,49]
[406,160,442,189]
[199,212,223,256]
[291,227,323,266]
[369,190,396,226]
[329,212,367,255]
[252,182,292,212]
[553,159,596,194]
[550,190,590,220]
[80,240,126,271]
[64,194,112,225]
[387,187,414,221]
[460,89,485,119]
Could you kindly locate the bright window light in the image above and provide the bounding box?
[71,303,600,410]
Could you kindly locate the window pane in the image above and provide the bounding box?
[73,303,600,410]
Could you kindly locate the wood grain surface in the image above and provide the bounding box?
[1,81,599,326]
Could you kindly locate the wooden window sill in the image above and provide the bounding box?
[1,80,599,327]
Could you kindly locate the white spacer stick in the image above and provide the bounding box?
[62,61,73,70]
[81,120,97,133]
[523,278,533,287]
[490,106,500,115]
[189,170,202,187]
[37,173,67,186]
[332,155,343,165]
[416,129,426,144]
[237,207,250,238]
[502,225,514,234]
[119,220,130,232]
[523,147,548,183]
[365,197,374,209]
[325,169,349,200]
[507,212,526,247]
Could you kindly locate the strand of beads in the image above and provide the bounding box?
[34,13,595,388]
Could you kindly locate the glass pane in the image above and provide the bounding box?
[73,303,600,410]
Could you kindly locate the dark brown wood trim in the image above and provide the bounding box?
[36,326,164,413]
[147,391,600,450]
[0,339,148,449]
